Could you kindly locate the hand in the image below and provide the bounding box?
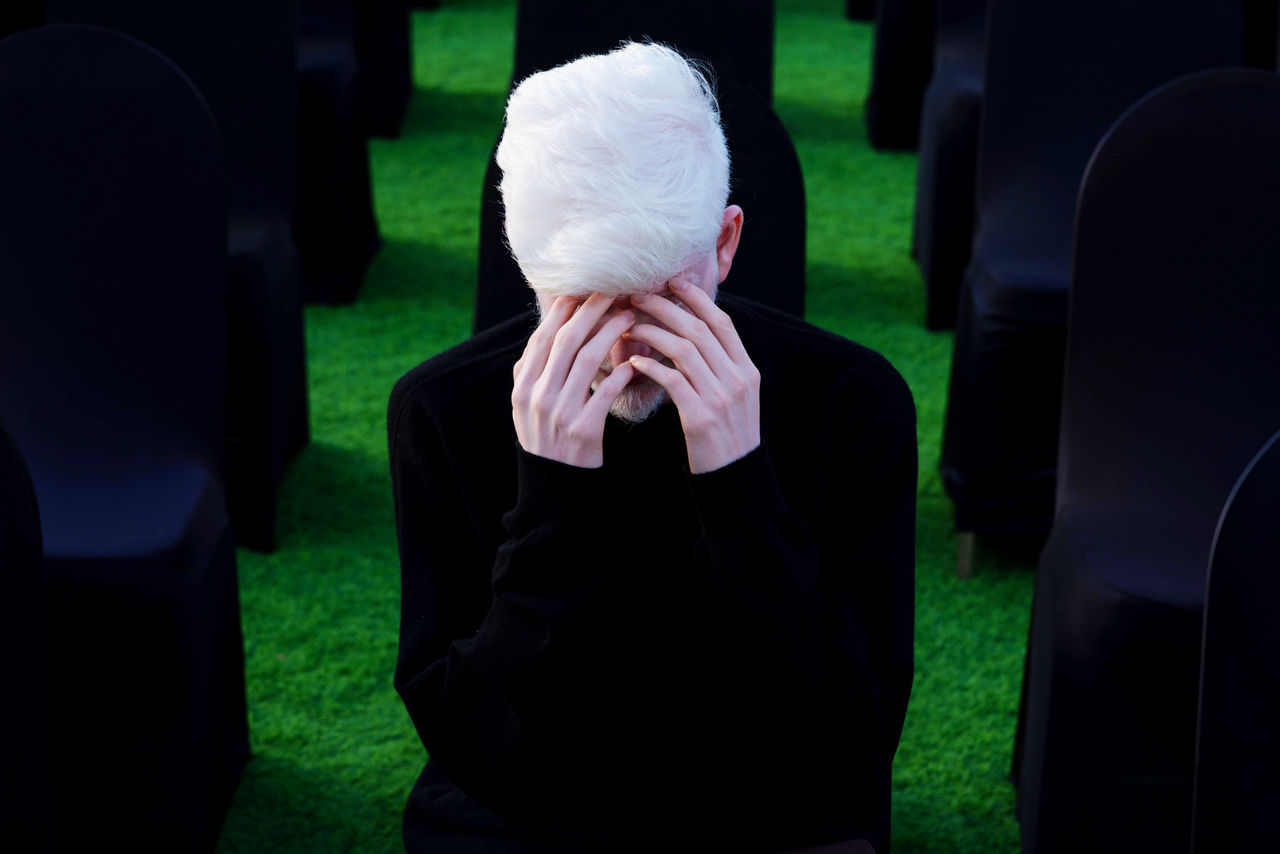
[511,293,637,468]
[625,278,761,473]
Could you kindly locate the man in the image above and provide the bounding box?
[389,42,916,853]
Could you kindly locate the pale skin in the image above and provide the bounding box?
[511,205,759,473]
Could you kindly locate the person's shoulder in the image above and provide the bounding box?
[721,294,912,409]
[389,312,536,429]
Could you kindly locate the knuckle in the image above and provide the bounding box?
[565,421,592,446]
[529,393,553,419]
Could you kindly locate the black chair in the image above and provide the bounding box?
[1244,0,1280,69]
[300,0,412,137]
[45,0,310,552]
[1014,69,1280,854]
[1193,426,1280,853]
[845,0,874,21]
[473,0,806,333]
[940,0,1246,545]
[911,0,985,330]
[864,0,934,150]
[0,2,40,39]
[0,25,248,852]
[0,415,53,852]
[361,0,413,137]
[298,0,384,303]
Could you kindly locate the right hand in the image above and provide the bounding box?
[511,293,637,468]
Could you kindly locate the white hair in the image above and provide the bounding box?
[496,41,731,299]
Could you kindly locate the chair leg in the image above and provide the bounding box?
[956,531,976,578]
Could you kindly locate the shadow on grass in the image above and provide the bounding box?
[805,258,923,330]
[275,441,395,553]
[217,752,404,854]
[401,86,506,141]
[775,94,866,143]
[362,237,478,308]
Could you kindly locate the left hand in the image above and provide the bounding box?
[625,277,761,473]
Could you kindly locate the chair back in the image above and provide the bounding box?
[47,0,297,218]
[0,24,227,477]
[0,414,53,852]
[1194,427,1280,852]
[865,0,934,150]
[1057,68,1280,605]
[972,0,1243,307]
[511,0,774,104]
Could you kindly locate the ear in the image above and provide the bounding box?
[715,205,744,285]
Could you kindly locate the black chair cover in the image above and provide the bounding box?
[0,2,41,39]
[940,0,1245,536]
[298,2,384,303]
[864,0,934,150]
[1243,0,1280,69]
[307,0,412,137]
[1015,69,1280,854]
[911,0,984,330]
[1194,427,1280,852]
[363,0,413,137]
[0,25,248,851]
[473,0,805,333]
[45,0,310,551]
[0,415,53,851]
[845,0,874,21]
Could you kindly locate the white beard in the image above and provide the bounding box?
[607,380,669,423]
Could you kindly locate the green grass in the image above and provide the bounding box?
[216,1,1035,851]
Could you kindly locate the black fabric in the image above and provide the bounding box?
[0,416,53,852]
[1193,428,1280,852]
[0,25,248,851]
[297,6,383,303]
[1243,0,1280,69]
[1014,69,1280,854]
[0,2,42,39]
[911,0,984,330]
[306,0,412,137]
[510,0,775,106]
[845,0,874,21]
[473,4,804,332]
[225,212,310,549]
[362,0,412,137]
[940,0,1246,536]
[389,295,916,852]
[45,0,311,551]
[864,0,934,151]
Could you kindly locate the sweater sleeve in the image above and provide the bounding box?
[680,356,917,835]
[390,380,621,813]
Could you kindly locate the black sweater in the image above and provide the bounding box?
[388,295,917,853]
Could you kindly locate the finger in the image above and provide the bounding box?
[628,353,700,414]
[539,292,617,390]
[623,322,718,396]
[580,359,636,424]
[631,289,738,380]
[668,277,753,367]
[516,295,580,385]
[563,308,636,397]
